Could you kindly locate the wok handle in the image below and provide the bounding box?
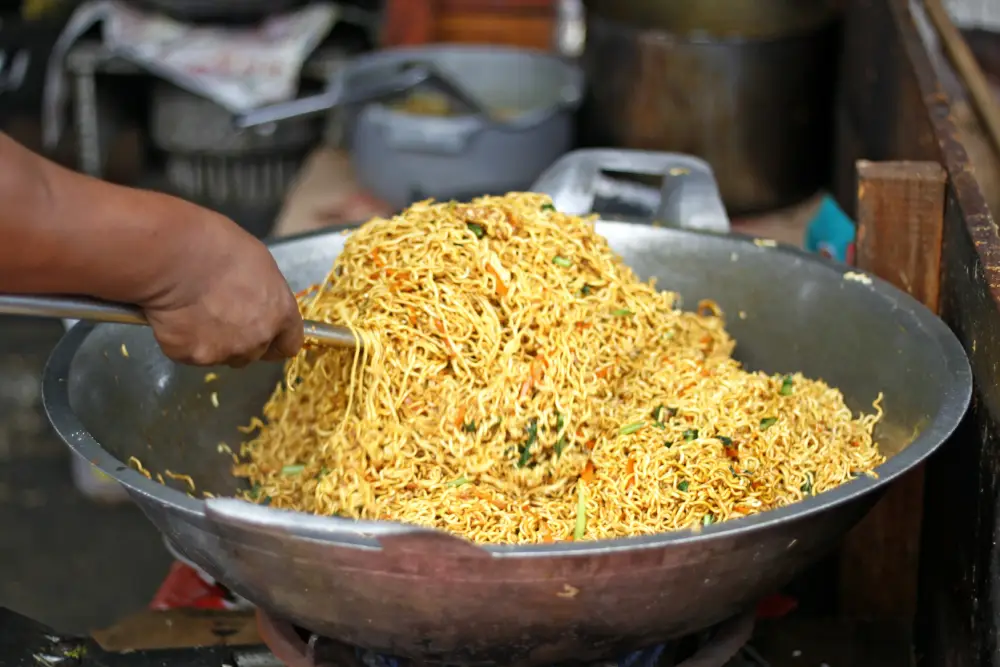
[530,148,731,233]
[204,498,493,559]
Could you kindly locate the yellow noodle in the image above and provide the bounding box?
[234,193,885,544]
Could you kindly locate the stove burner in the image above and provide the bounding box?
[256,610,756,667]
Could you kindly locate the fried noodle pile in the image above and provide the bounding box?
[235,193,885,544]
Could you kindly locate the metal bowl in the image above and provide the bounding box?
[43,223,971,665]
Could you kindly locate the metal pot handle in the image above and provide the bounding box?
[530,149,730,233]
[235,60,492,130]
[204,497,493,559]
[234,64,435,129]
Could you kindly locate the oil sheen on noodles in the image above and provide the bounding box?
[235,193,884,544]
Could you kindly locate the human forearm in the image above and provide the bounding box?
[0,133,205,304]
[0,133,304,366]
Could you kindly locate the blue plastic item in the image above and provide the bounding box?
[804,194,856,264]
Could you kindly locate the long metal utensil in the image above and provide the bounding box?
[0,294,357,349]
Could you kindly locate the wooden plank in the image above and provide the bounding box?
[854,160,946,311]
[835,1,1000,663]
[837,160,946,621]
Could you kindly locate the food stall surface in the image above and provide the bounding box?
[0,315,172,634]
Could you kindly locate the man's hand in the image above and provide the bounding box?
[140,210,304,367]
[0,132,304,367]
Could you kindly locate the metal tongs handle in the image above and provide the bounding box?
[0,294,357,349]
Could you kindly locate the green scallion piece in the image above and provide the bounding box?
[466,222,485,238]
[760,417,778,431]
[574,483,587,540]
[801,472,814,495]
[780,375,794,395]
[682,429,698,441]
[448,476,470,487]
[677,480,689,492]
[619,421,646,436]
[717,435,733,446]
[702,514,715,526]
[517,418,539,468]
[462,421,478,433]
[281,464,305,476]
[541,203,556,212]
[553,256,573,268]
[612,308,634,317]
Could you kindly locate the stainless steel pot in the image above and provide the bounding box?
[238,46,584,209]
[41,151,970,665]
[579,10,839,214]
[581,0,838,39]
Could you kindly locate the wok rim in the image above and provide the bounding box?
[41,223,973,556]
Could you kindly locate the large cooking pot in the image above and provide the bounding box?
[42,150,970,665]
[579,5,840,214]
[237,45,584,209]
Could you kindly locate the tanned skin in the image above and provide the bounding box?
[0,133,303,366]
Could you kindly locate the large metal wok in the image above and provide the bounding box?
[42,150,970,666]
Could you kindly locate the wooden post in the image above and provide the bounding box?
[838,160,946,620]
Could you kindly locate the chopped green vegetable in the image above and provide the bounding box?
[517,418,539,467]
[619,421,646,436]
[780,375,794,396]
[717,435,733,446]
[555,413,567,455]
[553,256,573,268]
[579,284,593,296]
[801,472,814,495]
[574,483,587,540]
[664,441,673,448]
[281,464,305,476]
[611,308,634,317]
[462,421,478,433]
[466,222,485,238]
[682,429,699,441]
[249,482,262,499]
[702,514,715,526]
[677,480,689,492]
[729,465,739,477]
[316,466,330,479]
[448,476,470,487]
[760,417,778,431]
[541,203,556,212]
[260,495,272,506]
[652,405,668,428]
